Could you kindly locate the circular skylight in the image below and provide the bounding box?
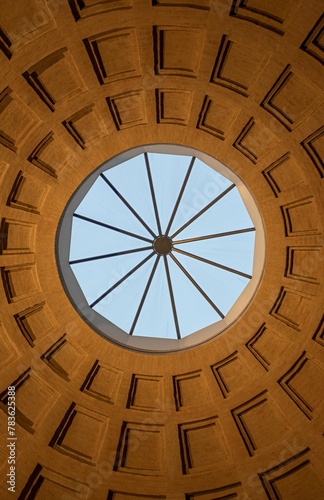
[56,145,265,352]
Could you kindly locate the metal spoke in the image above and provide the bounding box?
[173,247,252,279]
[164,255,181,339]
[100,173,156,238]
[171,183,235,239]
[173,227,256,245]
[70,246,153,265]
[73,213,152,243]
[129,255,160,335]
[90,251,155,308]
[165,156,195,237]
[144,153,162,236]
[169,253,224,319]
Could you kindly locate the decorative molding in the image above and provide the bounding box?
[259,448,324,499]
[0,86,41,152]
[1,264,40,303]
[261,64,319,131]
[49,402,108,465]
[211,353,235,396]
[27,133,56,177]
[0,27,12,59]
[28,132,74,178]
[210,34,268,97]
[18,463,90,499]
[196,95,223,139]
[281,196,320,237]
[80,360,123,404]
[152,0,211,10]
[230,0,301,36]
[41,333,85,381]
[185,483,242,499]
[127,374,163,411]
[246,324,290,371]
[0,369,33,432]
[7,170,50,214]
[107,90,147,130]
[0,368,58,434]
[0,321,19,370]
[0,218,36,255]
[262,152,305,197]
[211,351,251,397]
[178,416,229,474]
[23,47,86,111]
[246,325,270,371]
[285,246,321,284]
[196,95,238,140]
[68,0,132,21]
[301,125,324,179]
[84,28,141,85]
[114,421,165,475]
[63,104,106,149]
[14,301,56,347]
[233,117,277,163]
[231,390,288,456]
[108,491,165,500]
[270,287,312,332]
[173,370,210,410]
[156,89,192,125]
[300,13,324,65]
[313,315,324,347]
[0,0,56,55]
[153,25,205,77]
[278,351,324,420]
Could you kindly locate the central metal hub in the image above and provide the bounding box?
[153,236,172,255]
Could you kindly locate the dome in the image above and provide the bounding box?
[0,1,323,498]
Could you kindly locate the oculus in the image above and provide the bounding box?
[56,145,265,352]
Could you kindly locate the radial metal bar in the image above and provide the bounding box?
[169,253,225,319]
[70,246,153,265]
[73,213,152,243]
[90,251,155,308]
[129,255,160,335]
[165,156,195,237]
[144,153,162,236]
[100,173,156,238]
[173,227,256,245]
[171,183,236,239]
[163,255,181,339]
[173,248,252,279]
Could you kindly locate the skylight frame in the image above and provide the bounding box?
[56,144,266,353]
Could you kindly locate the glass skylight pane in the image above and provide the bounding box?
[173,187,253,241]
[174,251,249,316]
[104,154,159,235]
[175,231,256,276]
[170,158,232,236]
[168,256,221,337]
[71,250,153,307]
[70,216,150,262]
[93,255,156,332]
[147,153,192,234]
[133,257,177,339]
[76,175,153,239]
